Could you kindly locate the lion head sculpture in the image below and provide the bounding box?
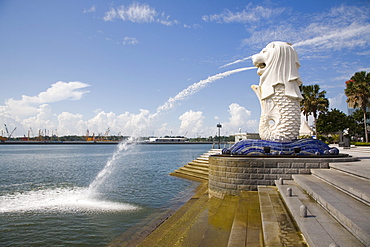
[252,41,303,100]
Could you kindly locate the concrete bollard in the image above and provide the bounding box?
[329,243,340,247]
[279,177,283,185]
[287,187,292,196]
[300,205,307,217]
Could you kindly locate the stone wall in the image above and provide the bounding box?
[208,155,332,198]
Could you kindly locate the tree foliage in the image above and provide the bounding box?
[300,84,329,133]
[316,108,358,136]
[345,71,370,142]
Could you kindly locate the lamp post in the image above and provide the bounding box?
[217,123,222,149]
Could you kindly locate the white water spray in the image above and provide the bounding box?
[219,56,252,69]
[88,138,133,192]
[87,66,257,193]
[152,67,256,119]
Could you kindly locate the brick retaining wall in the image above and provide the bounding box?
[208,155,331,198]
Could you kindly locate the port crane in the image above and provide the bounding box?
[4,124,16,138]
[104,127,110,141]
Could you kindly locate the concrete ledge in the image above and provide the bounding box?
[275,180,364,247]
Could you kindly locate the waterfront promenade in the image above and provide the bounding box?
[110,145,370,247]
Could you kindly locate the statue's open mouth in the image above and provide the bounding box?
[256,63,266,69]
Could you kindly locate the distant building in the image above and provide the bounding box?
[148,137,188,142]
[347,101,370,124]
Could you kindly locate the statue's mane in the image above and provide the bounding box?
[260,41,302,100]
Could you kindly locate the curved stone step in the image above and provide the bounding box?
[330,162,370,180]
[312,169,370,205]
[275,179,364,247]
[188,161,209,167]
[173,169,208,180]
[184,164,208,172]
[179,166,208,175]
[293,174,370,246]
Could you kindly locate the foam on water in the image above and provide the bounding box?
[0,187,139,213]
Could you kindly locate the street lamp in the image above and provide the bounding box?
[217,123,222,149]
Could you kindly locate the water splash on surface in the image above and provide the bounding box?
[0,187,138,213]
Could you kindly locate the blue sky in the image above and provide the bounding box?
[0,0,369,138]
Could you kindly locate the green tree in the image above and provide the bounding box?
[349,109,370,140]
[345,71,370,143]
[316,108,356,135]
[300,84,329,134]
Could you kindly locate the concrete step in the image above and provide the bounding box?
[227,191,262,247]
[197,195,239,246]
[258,186,306,247]
[192,157,209,164]
[293,174,370,246]
[275,179,364,247]
[173,196,224,246]
[136,183,210,247]
[330,161,370,180]
[171,149,217,181]
[188,160,209,166]
[184,164,208,172]
[173,169,208,180]
[179,166,208,175]
[312,169,370,205]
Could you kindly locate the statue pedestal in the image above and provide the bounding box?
[208,154,355,199]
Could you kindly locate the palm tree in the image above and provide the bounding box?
[345,71,370,143]
[300,84,329,134]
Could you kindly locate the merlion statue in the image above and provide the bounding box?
[251,41,303,141]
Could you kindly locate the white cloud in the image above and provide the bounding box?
[22,104,57,132]
[238,4,370,57]
[57,112,87,136]
[103,8,117,21]
[179,110,204,136]
[329,93,346,111]
[358,67,370,72]
[83,5,96,13]
[123,37,139,45]
[223,103,258,133]
[293,23,370,50]
[3,81,89,118]
[103,3,176,26]
[202,4,285,23]
[115,109,151,136]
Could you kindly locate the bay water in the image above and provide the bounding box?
[0,144,211,246]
